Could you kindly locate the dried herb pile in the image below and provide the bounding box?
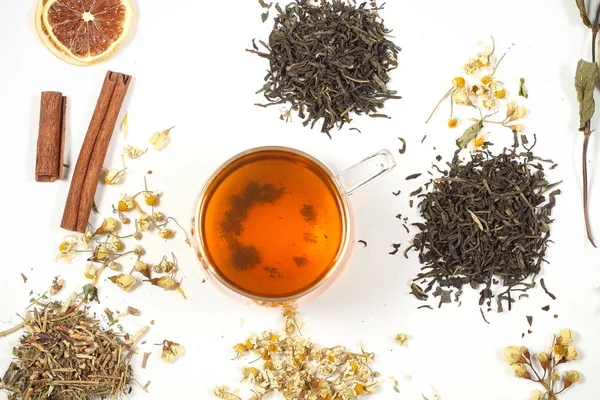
[249,0,401,135]
[215,310,380,400]
[1,298,134,400]
[409,147,560,311]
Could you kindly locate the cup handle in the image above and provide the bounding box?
[336,149,396,196]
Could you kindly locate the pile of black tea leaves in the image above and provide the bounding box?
[407,140,560,313]
[248,0,401,135]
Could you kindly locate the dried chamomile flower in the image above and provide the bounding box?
[158,255,177,273]
[134,260,151,279]
[468,132,488,151]
[133,245,145,256]
[447,117,458,128]
[153,211,165,222]
[150,126,175,151]
[394,333,410,347]
[91,245,110,262]
[137,215,151,231]
[161,340,183,363]
[56,237,77,262]
[463,58,479,75]
[108,274,138,292]
[529,390,544,400]
[95,218,119,235]
[565,370,580,384]
[106,236,123,252]
[213,386,241,400]
[143,191,159,206]
[148,276,177,291]
[477,44,494,67]
[118,195,135,211]
[159,229,175,239]
[453,76,466,88]
[123,145,147,159]
[482,92,496,110]
[565,346,579,361]
[452,86,472,105]
[104,168,126,185]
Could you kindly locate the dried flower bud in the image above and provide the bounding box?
[159,229,175,239]
[161,340,183,363]
[134,231,143,241]
[511,363,531,379]
[134,260,151,279]
[137,216,151,232]
[515,106,527,119]
[107,237,123,252]
[159,256,176,273]
[133,245,144,256]
[552,345,566,361]
[558,329,574,345]
[565,370,580,383]
[92,245,110,262]
[529,390,544,400]
[109,262,121,271]
[565,346,579,361]
[152,212,165,222]
[150,127,174,151]
[148,276,177,291]
[504,346,526,365]
[447,117,458,128]
[108,274,138,292]
[84,264,96,280]
[537,352,550,368]
[551,372,560,381]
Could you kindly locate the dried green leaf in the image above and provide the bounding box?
[575,59,599,130]
[518,78,528,98]
[258,0,272,8]
[456,119,484,149]
[82,283,99,303]
[261,11,269,23]
[575,0,593,28]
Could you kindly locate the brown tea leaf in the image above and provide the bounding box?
[575,59,599,130]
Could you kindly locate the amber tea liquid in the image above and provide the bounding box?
[200,150,346,299]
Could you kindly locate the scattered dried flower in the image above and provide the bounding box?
[104,168,126,185]
[505,329,582,399]
[147,276,177,291]
[447,117,459,128]
[108,274,138,292]
[123,145,147,159]
[150,126,175,151]
[161,340,183,363]
[50,278,65,295]
[394,333,410,347]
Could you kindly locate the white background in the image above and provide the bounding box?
[1,0,600,399]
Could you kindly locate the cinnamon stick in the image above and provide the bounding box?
[36,91,66,182]
[61,71,132,233]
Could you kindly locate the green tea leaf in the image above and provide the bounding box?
[518,78,528,98]
[575,59,599,130]
[456,119,484,149]
[575,0,593,28]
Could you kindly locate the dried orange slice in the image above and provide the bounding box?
[37,0,133,65]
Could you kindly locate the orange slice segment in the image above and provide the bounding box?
[41,0,133,65]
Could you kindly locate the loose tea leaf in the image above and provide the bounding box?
[408,147,559,311]
[248,0,401,135]
[518,78,528,98]
[575,60,598,130]
[576,0,593,28]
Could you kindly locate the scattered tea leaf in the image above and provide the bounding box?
[518,78,528,98]
[540,278,557,300]
[406,173,421,180]
[389,243,401,255]
[398,137,407,154]
[358,240,367,247]
[527,315,533,327]
[542,305,550,311]
[456,119,484,149]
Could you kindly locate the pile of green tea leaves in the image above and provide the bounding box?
[408,143,560,312]
[249,0,401,135]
